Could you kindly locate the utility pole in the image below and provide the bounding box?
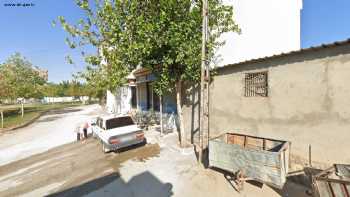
[199,0,209,164]
[21,100,24,118]
[160,95,163,136]
[1,111,3,129]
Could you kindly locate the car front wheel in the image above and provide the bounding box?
[102,143,110,153]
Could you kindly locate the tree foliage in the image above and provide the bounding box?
[124,0,240,95]
[0,53,93,104]
[42,80,91,98]
[58,0,239,145]
[58,0,135,93]
[58,0,239,95]
[0,52,46,100]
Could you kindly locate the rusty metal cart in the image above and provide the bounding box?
[209,132,291,191]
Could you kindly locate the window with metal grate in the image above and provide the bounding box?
[244,72,268,97]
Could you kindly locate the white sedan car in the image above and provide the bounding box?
[91,115,146,153]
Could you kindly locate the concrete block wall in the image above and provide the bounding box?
[183,44,350,168]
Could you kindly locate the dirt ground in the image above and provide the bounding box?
[0,138,160,197]
[0,130,310,197]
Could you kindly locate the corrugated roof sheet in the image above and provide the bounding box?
[218,38,350,69]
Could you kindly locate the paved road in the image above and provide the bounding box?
[0,137,161,197]
[0,104,102,166]
[0,131,308,197]
[0,104,310,197]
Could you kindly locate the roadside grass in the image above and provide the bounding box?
[2,111,41,128]
[0,102,85,129]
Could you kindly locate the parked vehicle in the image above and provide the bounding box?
[92,115,146,153]
[209,132,291,191]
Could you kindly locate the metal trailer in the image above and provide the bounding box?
[312,164,350,197]
[209,132,291,190]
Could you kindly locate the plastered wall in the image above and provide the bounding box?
[183,44,350,167]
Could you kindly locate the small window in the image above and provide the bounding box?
[244,72,268,97]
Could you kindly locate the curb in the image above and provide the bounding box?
[0,111,44,134]
[0,104,87,134]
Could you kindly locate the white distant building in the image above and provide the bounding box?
[216,0,302,66]
[106,72,136,115]
[42,96,89,104]
[106,87,132,114]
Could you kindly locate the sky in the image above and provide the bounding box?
[1,0,350,83]
[301,0,350,48]
[0,0,93,83]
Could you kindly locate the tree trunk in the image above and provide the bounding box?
[176,80,186,147]
[160,95,163,136]
[1,111,3,128]
[21,102,24,118]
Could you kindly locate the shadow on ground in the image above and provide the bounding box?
[104,141,160,167]
[36,116,62,123]
[47,173,120,197]
[209,166,313,197]
[115,139,148,154]
[268,167,323,197]
[45,108,82,115]
[47,171,173,197]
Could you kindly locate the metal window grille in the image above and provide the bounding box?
[244,72,268,97]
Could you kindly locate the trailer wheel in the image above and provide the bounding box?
[235,170,245,192]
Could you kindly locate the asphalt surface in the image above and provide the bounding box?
[0,104,310,197]
[0,130,309,197]
[0,138,160,197]
[0,104,102,166]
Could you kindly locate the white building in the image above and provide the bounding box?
[216,0,302,66]
[106,71,136,115]
[42,96,89,104]
[106,86,132,114]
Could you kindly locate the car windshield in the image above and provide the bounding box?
[105,117,134,130]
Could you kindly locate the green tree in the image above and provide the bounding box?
[57,0,134,95]
[124,1,239,146]
[42,81,91,102]
[0,52,46,116]
[42,83,61,97]
[58,0,239,145]
[0,64,13,101]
